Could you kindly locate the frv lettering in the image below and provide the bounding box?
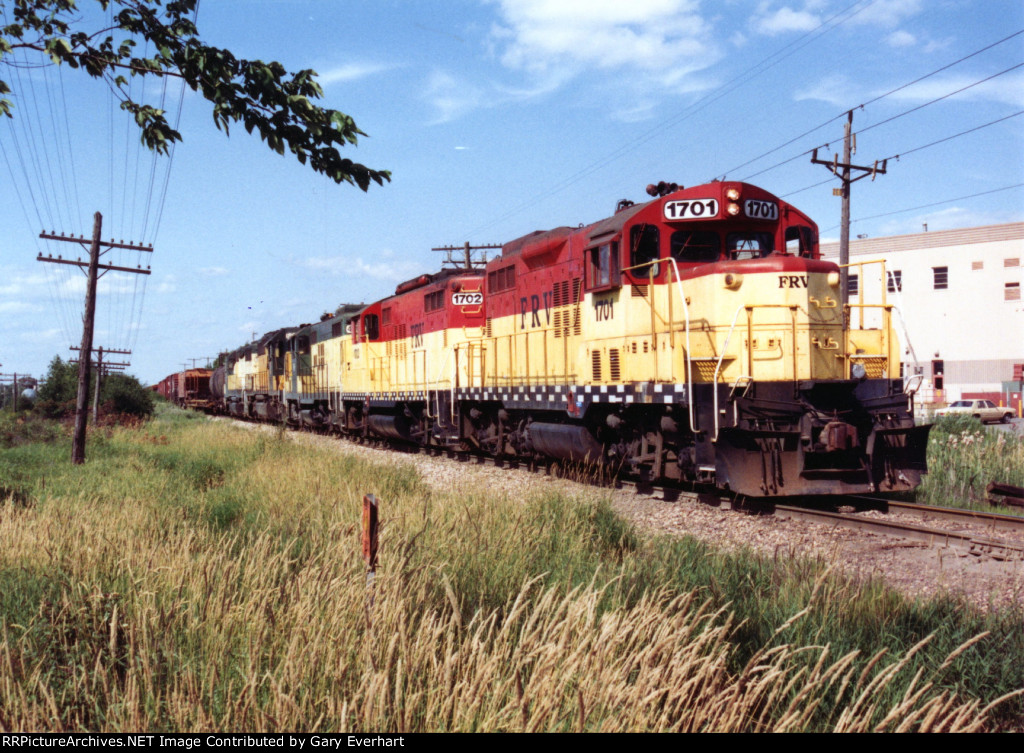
[778,275,808,289]
[519,292,553,330]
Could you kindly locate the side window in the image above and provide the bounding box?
[629,224,659,269]
[296,336,312,376]
[670,230,720,263]
[587,241,620,290]
[363,314,380,341]
[727,232,774,260]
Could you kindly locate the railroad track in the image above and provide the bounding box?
[773,501,1024,562]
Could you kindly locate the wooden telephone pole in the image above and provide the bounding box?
[37,212,152,464]
[811,110,888,306]
[70,346,132,422]
[432,241,503,270]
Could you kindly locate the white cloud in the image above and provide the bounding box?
[422,70,487,124]
[794,74,858,107]
[318,62,395,85]
[492,0,714,73]
[200,267,229,277]
[296,253,421,282]
[851,0,923,28]
[752,5,820,35]
[154,274,177,294]
[886,30,916,48]
[887,72,1024,109]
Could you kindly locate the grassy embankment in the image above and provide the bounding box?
[915,415,1024,514]
[0,405,1021,731]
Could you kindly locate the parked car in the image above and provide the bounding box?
[935,399,1014,424]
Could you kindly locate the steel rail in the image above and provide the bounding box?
[846,495,1024,534]
[774,504,1024,561]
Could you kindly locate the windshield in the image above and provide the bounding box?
[949,401,971,407]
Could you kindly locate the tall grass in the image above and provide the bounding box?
[0,413,1021,731]
[916,416,1024,513]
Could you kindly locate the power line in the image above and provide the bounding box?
[821,183,1024,231]
[779,108,1024,199]
[882,109,1024,162]
[856,61,1024,138]
[737,61,1024,184]
[859,28,1024,110]
[723,29,1023,182]
[460,0,877,238]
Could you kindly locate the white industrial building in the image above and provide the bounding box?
[820,222,1024,416]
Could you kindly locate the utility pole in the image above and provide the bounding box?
[432,241,503,270]
[0,373,21,411]
[811,110,888,307]
[38,213,152,464]
[71,346,131,422]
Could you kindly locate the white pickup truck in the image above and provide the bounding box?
[935,399,1014,424]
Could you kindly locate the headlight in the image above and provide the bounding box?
[827,271,840,287]
[725,188,741,201]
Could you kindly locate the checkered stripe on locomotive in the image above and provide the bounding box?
[338,384,688,408]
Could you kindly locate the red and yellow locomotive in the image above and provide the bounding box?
[209,180,929,497]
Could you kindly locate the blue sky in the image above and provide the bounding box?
[1,0,1022,386]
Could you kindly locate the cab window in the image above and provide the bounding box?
[785,226,815,257]
[727,232,774,260]
[363,314,380,341]
[587,241,620,290]
[670,230,720,263]
[629,224,659,270]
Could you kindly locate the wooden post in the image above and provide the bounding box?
[362,493,379,572]
[38,218,152,464]
[72,213,103,465]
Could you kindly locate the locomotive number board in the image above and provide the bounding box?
[452,291,483,306]
[744,199,778,221]
[663,199,718,220]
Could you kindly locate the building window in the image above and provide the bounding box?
[1006,258,1020,268]
[933,266,948,290]
[847,274,859,296]
[1007,282,1021,301]
[972,261,983,271]
[887,270,902,293]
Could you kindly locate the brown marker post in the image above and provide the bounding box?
[362,494,379,621]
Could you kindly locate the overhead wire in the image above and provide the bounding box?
[820,183,1024,232]
[1,0,196,371]
[461,0,878,238]
[720,28,1024,182]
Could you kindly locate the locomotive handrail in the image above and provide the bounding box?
[425,346,455,420]
[666,259,695,435]
[622,258,695,434]
[712,304,749,441]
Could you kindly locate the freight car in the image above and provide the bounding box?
[204,180,929,498]
[155,368,215,411]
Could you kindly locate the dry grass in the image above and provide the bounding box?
[0,416,1020,732]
